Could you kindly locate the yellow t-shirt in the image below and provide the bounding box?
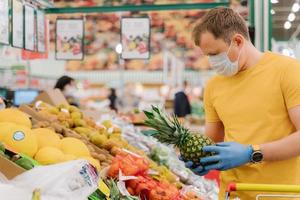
[204,52,300,199]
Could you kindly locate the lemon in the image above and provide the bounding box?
[3,125,37,157]
[32,128,61,150]
[0,109,32,128]
[61,137,90,157]
[34,147,64,165]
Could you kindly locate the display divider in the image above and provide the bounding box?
[45,2,229,14]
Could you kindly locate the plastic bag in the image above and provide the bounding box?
[10,160,99,200]
[0,183,32,200]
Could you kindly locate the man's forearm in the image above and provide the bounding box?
[260,130,300,161]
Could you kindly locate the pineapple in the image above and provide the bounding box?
[144,106,214,166]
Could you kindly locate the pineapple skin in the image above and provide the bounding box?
[179,134,214,166]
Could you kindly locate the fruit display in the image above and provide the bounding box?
[144,106,214,166]
[0,101,218,200]
[117,118,218,199]
[0,108,101,170]
[107,150,180,200]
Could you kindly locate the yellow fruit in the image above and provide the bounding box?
[74,127,93,137]
[32,128,61,150]
[71,112,82,120]
[69,105,79,113]
[97,125,107,134]
[112,126,122,134]
[0,109,32,128]
[58,104,68,110]
[81,156,101,171]
[34,147,64,165]
[74,119,87,127]
[0,122,17,141]
[47,107,60,115]
[61,137,90,157]
[109,133,121,140]
[102,120,113,129]
[62,154,77,161]
[3,125,37,157]
[90,133,108,147]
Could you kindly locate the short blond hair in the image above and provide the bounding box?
[192,7,249,46]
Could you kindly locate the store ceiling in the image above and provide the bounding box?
[272,0,300,41]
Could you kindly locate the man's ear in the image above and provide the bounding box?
[232,34,245,47]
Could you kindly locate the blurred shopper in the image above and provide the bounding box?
[174,81,191,118]
[54,76,79,106]
[108,88,118,112]
[183,7,300,199]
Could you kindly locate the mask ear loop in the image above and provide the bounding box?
[227,41,243,64]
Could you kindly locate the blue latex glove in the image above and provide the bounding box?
[201,142,253,171]
[185,161,210,176]
[179,156,209,176]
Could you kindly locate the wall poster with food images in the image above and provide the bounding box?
[0,0,10,45]
[24,5,36,51]
[121,17,150,60]
[12,0,24,48]
[36,10,46,53]
[56,18,84,60]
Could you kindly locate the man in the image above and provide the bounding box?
[184,7,300,199]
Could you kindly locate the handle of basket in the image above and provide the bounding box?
[226,183,300,193]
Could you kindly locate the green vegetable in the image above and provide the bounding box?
[15,157,34,170]
[0,142,5,153]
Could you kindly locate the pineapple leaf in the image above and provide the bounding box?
[141,130,159,136]
[143,110,154,119]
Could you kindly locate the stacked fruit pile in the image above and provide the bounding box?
[0,101,218,199]
[21,102,177,175]
[0,108,101,170]
[32,102,146,158]
[106,150,204,200]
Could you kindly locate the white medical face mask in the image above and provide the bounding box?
[0,102,5,110]
[63,85,77,97]
[208,42,242,76]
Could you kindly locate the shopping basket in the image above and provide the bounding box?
[225,183,300,200]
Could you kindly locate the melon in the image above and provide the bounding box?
[34,147,64,165]
[32,128,61,150]
[2,125,38,157]
[0,109,32,128]
[0,122,17,141]
[60,137,90,157]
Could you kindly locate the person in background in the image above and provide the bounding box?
[54,76,79,106]
[108,88,118,112]
[174,81,191,118]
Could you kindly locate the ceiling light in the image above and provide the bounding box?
[292,2,300,12]
[271,9,276,15]
[271,0,278,3]
[288,12,296,21]
[115,43,122,54]
[284,21,292,29]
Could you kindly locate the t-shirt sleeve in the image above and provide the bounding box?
[204,81,221,122]
[281,60,300,109]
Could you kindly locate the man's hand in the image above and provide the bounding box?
[184,161,210,176]
[201,142,253,171]
[179,157,210,176]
